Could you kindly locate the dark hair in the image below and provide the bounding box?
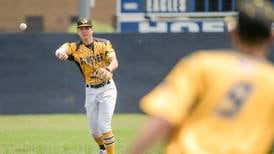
[237,0,273,44]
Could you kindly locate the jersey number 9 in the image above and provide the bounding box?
[215,82,253,118]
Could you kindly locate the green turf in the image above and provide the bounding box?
[0,114,272,154]
[0,114,163,154]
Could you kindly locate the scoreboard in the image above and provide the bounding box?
[117,0,237,33]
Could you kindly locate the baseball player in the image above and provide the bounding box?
[55,18,118,154]
[128,1,274,154]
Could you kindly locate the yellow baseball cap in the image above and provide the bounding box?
[77,18,92,28]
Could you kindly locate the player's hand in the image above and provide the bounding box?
[55,48,68,60]
[92,68,113,81]
[56,52,68,60]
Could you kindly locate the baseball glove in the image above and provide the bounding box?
[93,68,113,81]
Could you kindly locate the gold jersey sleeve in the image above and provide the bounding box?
[60,38,116,84]
[140,51,274,154]
[105,40,116,59]
[60,42,76,56]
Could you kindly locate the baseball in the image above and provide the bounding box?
[19,23,27,31]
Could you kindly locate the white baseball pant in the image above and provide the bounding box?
[85,79,117,138]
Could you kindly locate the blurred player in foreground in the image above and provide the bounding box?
[55,18,118,154]
[128,1,274,154]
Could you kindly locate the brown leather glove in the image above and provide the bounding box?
[93,68,113,81]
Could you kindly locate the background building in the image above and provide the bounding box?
[0,0,116,33]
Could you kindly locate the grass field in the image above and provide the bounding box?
[0,114,163,154]
[0,114,273,154]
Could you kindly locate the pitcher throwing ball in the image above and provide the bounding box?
[55,18,118,154]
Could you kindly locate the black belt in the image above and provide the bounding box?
[86,81,110,88]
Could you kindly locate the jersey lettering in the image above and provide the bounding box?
[79,54,104,65]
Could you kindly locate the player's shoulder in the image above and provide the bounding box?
[59,41,81,52]
[190,50,274,72]
[93,37,111,44]
[187,49,234,62]
[66,41,82,51]
[259,58,274,74]
[61,41,79,47]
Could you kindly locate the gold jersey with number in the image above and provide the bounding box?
[140,51,274,154]
[60,38,116,84]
